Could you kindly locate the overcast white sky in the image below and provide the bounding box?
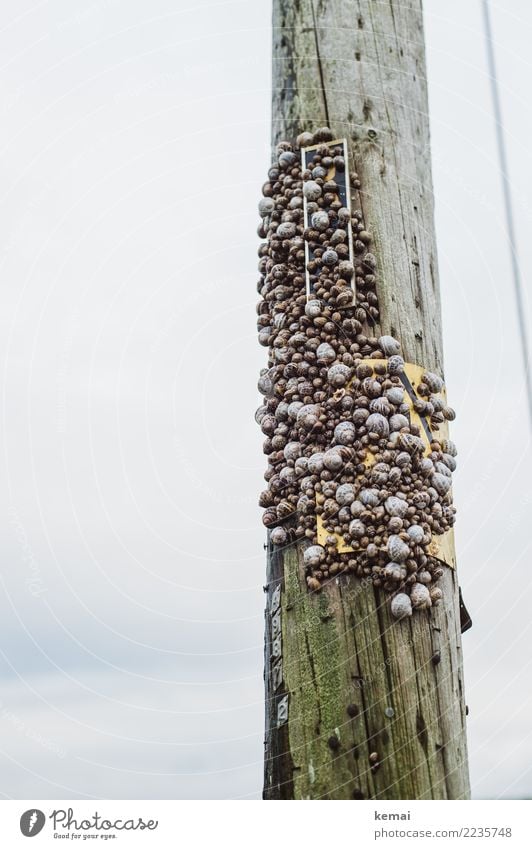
[0,0,530,800]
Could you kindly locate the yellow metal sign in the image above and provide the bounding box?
[316,360,456,569]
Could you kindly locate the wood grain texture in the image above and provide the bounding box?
[264,0,470,799]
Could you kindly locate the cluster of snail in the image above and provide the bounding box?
[255,127,457,619]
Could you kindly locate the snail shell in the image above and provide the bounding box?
[258,197,275,217]
[323,448,344,472]
[322,497,338,518]
[278,150,298,167]
[410,582,432,609]
[389,413,409,432]
[387,355,405,375]
[441,453,457,472]
[287,400,303,420]
[276,221,297,239]
[296,403,319,424]
[365,413,390,438]
[349,519,366,539]
[322,480,338,498]
[417,569,432,585]
[303,180,322,201]
[313,126,334,141]
[353,407,370,425]
[432,472,452,496]
[362,377,382,398]
[423,371,444,393]
[406,524,424,544]
[336,483,356,506]
[350,500,364,517]
[441,439,457,457]
[378,335,401,356]
[334,421,356,445]
[296,131,314,147]
[369,397,391,416]
[371,462,390,486]
[283,441,301,462]
[328,363,351,387]
[262,508,278,527]
[258,328,271,346]
[395,451,411,468]
[338,259,354,278]
[279,466,295,484]
[430,587,443,604]
[311,210,329,231]
[443,405,456,421]
[257,372,274,396]
[391,593,412,619]
[305,299,322,318]
[277,500,292,519]
[338,506,351,523]
[308,452,325,474]
[316,342,336,364]
[385,496,408,518]
[397,433,424,454]
[255,405,268,425]
[359,488,380,508]
[385,387,404,406]
[303,545,325,567]
[387,535,410,562]
[322,248,339,266]
[260,414,276,435]
[271,526,288,546]
[384,562,406,581]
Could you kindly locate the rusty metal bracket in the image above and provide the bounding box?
[459,587,473,633]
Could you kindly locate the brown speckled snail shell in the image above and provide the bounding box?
[387,535,410,562]
[391,593,413,619]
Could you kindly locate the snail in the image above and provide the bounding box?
[255,131,458,621]
[271,527,288,546]
[316,342,336,364]
[327,363,351,387]
[391,593,413,619]
[336,483,356,506]
[304,181,323,201]
[305,299,322,318]
[366,413,390,438]
[423,371,444,393]
[406,524,424,544]
[384,562,406,582]
[303,545,325,567]
[387,535,410,562]
[410,582,432,609]
[334,421,356,445]
[378,335,401,356]
[384,496,408,518]
[359,488,380,508]
[259,197,275,217]
[323,448,344,472]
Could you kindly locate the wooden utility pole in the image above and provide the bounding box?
[263,0,470,799]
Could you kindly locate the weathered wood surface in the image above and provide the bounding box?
[272,0,443,372]
[264,0,470,799]
[264,543,468,799]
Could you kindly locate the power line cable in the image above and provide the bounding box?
[482,0,532,431]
